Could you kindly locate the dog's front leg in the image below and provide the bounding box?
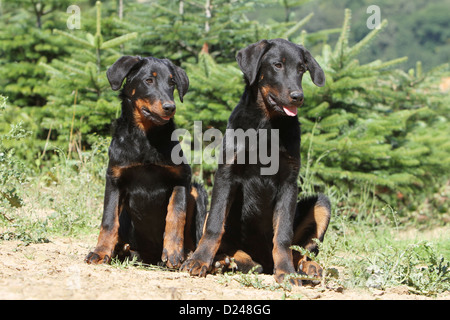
[272,182,300,285]
[181,167,235,277]
[162,185,187,268]
[85,174,121,264]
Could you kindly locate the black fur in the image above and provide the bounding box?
[85,56,207,267]
[182,39,330,285]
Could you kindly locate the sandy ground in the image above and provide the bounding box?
[0,236,448,300]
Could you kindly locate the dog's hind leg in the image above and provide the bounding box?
[211,250,263,274]
[113,208,141,262]
[292,194,331,283]
[184,182,209,254]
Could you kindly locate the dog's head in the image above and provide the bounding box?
[107,56,189,128]
[236,38,325,117]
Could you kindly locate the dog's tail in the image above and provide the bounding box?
[293,193,331,255]
[190,181,209,246]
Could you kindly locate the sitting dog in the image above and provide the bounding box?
[182,39,331,285]
[85,56,207,268]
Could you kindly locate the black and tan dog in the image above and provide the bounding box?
[181,39,331,285]
[85,56,207,268]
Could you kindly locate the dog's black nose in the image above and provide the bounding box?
[290,91,304,102]
[162,103,176,114]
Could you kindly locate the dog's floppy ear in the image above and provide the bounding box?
[164,59,189,102]
[298,45,325,87]
[107,56,141,91]
[236,40,271,86]
[173,65,190,103]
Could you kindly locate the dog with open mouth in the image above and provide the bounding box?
[182,39,331,286]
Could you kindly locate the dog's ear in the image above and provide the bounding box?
[164,59,189,102]
[298,46,325,87]
[236,40,271,86]
[107,56,141,91]
[173,65,190,103]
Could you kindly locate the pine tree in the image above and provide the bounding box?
[0,1,74,108]
[172,1,341,131]
[38,1,137,159]
[171,7,450,216]
[112,0,264,64]
[2,2,447,216]
[297,9,450,214]
[179,51,243,132]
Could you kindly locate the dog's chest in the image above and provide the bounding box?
[109,135,187,189]
[110,131,173,162]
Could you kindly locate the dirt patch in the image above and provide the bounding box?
[0,237,448,300]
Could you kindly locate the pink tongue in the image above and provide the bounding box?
[283,106,298,116]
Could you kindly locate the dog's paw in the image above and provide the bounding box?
[85,251,111,264]
[210,254,235,274]
[180,257,210,277]
[161,248,184,269]
[298,260,323,286]
[274,270,302,286]
[211,252,263,274]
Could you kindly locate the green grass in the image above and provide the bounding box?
[214,202,450,297]
[0,134,449,297]
[309,213,449,294]
[0,138,108,243]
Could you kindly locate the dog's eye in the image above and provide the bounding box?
[145,78,154,84]
[274,62,283,69]
[170,79,176,87]
[298,66,305,73]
